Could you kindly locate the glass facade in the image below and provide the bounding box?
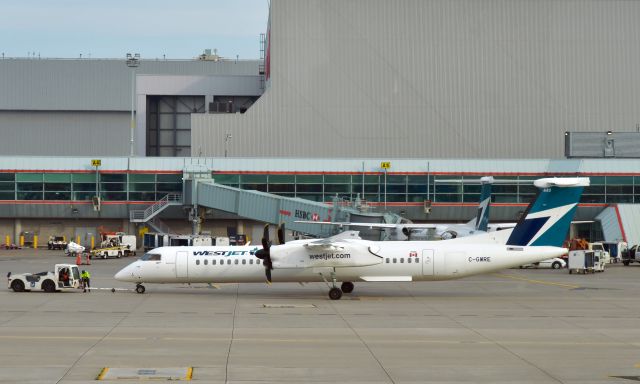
[0,172,183,202]
[0,171,634,204]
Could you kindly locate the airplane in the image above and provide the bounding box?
[115,177,588,300]
[297,176,515,240]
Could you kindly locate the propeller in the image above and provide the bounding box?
[255,223,286,283]
[277,222,285,245]
[402,227,411,240]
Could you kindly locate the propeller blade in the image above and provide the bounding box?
[261,224,270,249]
[265,268,272,283]
[277,223,285,245]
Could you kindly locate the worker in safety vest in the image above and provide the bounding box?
[81,270,91,293]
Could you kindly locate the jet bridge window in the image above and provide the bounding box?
[141,253,161,261]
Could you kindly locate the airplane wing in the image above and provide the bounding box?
[302,230,360,251]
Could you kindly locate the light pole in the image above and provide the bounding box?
[224,133,232,157]
[126,53,140,157]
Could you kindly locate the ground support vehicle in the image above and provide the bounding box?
[602,241,627,263]
[91,245,134,259]
[589,242,611,264]
[8,264,81,292]
[47,236,67,250]
[622,245,640,266]
[568,250,605,274]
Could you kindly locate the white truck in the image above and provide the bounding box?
[7,264,81,292]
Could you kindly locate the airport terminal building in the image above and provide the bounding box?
[1,0,639,246]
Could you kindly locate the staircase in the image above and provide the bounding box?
[130,193,182,224]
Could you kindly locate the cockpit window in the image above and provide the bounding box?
[140,253,161,261]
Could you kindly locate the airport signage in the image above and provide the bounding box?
[381,161,391,169]
[91,159,102,167]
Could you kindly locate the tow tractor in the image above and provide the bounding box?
[90,245,133,259]
[7,264,81,292]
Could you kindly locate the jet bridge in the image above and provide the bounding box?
[183,177,402,239]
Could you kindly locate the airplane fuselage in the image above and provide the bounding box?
[115,241,565,285]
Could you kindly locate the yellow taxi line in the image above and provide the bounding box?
[492,273,580,289]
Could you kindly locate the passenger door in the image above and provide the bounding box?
[422,250,434,276]
[176,251,188,278]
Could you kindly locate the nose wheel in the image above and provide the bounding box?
[135,284,146,294]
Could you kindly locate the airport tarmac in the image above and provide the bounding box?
[1,249,640,383]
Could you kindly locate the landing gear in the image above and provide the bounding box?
[329,287,343,300]
[341,281,354,293]
[135,284,146,294]
[320,269,343,300]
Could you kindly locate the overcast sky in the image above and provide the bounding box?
[1,0,269,60]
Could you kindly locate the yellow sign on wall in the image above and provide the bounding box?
[380,161,391,169]
[91,159,102,167]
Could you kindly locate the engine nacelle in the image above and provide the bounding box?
[271,243,383,269]
[440,230,458,240]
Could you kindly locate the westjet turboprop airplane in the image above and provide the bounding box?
[296,176,515,240]
[115,178,588,300]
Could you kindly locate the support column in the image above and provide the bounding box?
[13,218,21,245]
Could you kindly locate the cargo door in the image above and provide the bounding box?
[176,251,188,278]
[422,250,434,276]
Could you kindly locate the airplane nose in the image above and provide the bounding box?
[114,265,134,281]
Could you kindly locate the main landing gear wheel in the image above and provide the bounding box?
[329,287,343,300]
[135,284,146,294]
[341,282,354,293]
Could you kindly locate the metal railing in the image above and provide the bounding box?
[130,193,182,222]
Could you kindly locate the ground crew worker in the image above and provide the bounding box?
[81,270,91,292]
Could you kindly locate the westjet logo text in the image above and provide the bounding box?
[192,249,258,257]
[309,253,351,260]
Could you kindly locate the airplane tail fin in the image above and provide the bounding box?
[506,178,588,247]
[472,176,493,232]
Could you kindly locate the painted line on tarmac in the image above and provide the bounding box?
[492,273,580,289]
[0,334,635,347]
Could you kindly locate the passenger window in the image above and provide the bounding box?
[415,257,419,263]
[242,259,246,265]
[408,258,412,263]
[393,258,397,263]
[212,259,216,265]
[227,259,231,265]
[386,258,390,263]
[234,259,239,265]
[250,259,254,265]
[196,259,200,265]
[400,258,404,263]
[257,260,261,265]
[204,259,208,265]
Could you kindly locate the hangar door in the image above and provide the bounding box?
[147,96,205,157]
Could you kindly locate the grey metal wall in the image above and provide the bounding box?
[0,111,130,156]
[193,0,640,158]
[0,59,261,111]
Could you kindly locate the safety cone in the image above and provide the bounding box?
[85,253,91,265]
[75,253,82,266]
